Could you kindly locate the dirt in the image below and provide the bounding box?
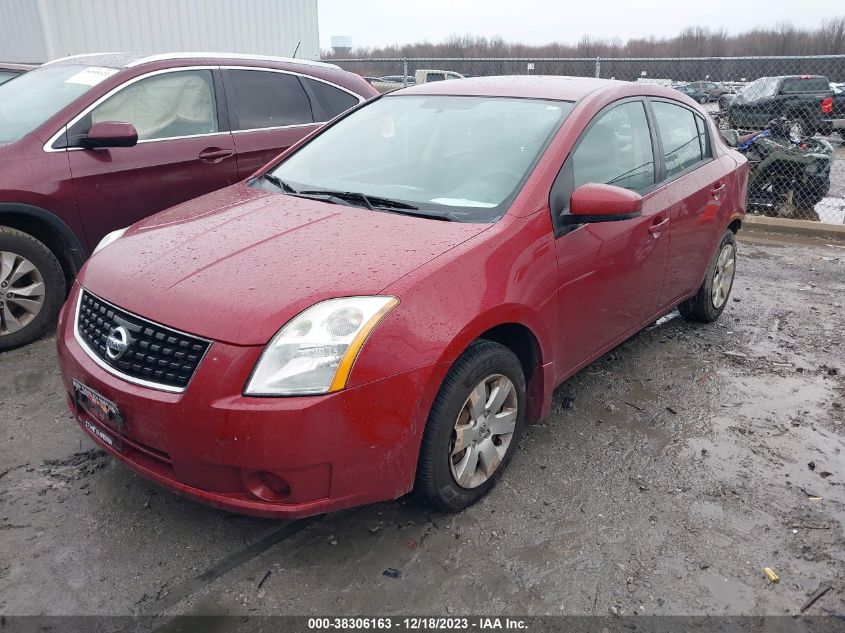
[0,232,843,619]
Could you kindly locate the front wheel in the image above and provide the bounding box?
[0,227,66,351]
[415,340,526,512]
[679,230,737,323]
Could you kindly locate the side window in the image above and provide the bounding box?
[301,77,359,121]
[652,102,704,177]
[571,101,655,191]
[86,70,217,141]
[225,69,313,130]
[0,71,17,85]
[426,73,446,82]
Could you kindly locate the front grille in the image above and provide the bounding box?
[76,290,210,391]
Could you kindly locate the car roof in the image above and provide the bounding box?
[389,75,681,102]
[0,62,38,71]
[43,52,340,71]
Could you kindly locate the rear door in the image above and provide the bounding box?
[650,99,735,306]
[221,69,363,178]
[551,99,671,378]
[66,68,238,246]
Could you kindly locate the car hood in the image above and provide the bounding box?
[80,184,489,346]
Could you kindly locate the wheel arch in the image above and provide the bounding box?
[0,203,86,285]
[477,322,548,424]
[435,313,551,425]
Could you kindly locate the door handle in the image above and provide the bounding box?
[648,217,670,236]
[711,182,726,197]
[198,148,234,163]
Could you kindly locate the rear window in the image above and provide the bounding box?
[302,77,359,121]
[780,77,830,94]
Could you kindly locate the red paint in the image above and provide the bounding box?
[570,183,643,216]
[0,54,377,256]
[56,77,747,518]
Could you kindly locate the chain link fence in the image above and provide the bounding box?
[331,55,845,224]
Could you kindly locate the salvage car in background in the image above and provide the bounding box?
[687,80,731,101]
[0,52,376,350]
[0,62,36,85]
[676,84,711,104]
[57,76,747,519]
[724,75,845,137]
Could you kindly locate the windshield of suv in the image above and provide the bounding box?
[266,95,574,222]
[0,65,116,145]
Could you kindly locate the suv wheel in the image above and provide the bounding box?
[415,340,526,512]
[0,227,65,351]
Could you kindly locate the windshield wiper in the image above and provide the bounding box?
[263,182,455,220]
[261,173,297,193]
[299,190,419,211]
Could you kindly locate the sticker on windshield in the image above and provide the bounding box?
[64,67,118,87]
[430,198,497,208]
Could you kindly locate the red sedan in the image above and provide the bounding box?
[56,76,748,518]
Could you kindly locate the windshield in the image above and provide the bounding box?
[0,65,117,145]
[267,95,573,222]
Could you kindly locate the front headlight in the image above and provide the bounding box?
[244,296,399,396]
[92,227,128,255]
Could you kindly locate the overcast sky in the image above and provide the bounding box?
[318,0,838,49]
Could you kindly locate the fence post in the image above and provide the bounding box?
[403,58,409,86]
[595,57,601,78]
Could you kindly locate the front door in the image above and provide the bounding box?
[66,68,238,247]
[551,99,671,379]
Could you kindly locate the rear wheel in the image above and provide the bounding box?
[679,230,737,323]
[0,227,65,351]
[415,340,526,512]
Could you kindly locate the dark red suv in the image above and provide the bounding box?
[0,53,376,350]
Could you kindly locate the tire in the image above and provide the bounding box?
[0,226,65,351]
[415,339,526,512]
[679,230,737,323]
[699,96,708,104]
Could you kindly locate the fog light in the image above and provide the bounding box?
[242,470,291,502]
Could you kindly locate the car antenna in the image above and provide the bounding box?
[292,41,301,58]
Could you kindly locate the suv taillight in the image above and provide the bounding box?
[821,97,833,114]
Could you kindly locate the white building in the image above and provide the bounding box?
[0,0,321,64]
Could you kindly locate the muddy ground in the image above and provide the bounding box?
[0,231,843,620]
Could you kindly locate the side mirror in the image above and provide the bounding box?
[561,183,643,225]
[81,121,138,149]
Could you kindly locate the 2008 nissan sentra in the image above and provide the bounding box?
[56,76,748,518]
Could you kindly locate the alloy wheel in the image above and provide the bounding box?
[0,251,46,336]
[711,243,736,309]
[450,374,518,489]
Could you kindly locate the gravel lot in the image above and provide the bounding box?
[0,231,843,620]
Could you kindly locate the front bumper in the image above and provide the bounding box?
[56,285,444,518]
